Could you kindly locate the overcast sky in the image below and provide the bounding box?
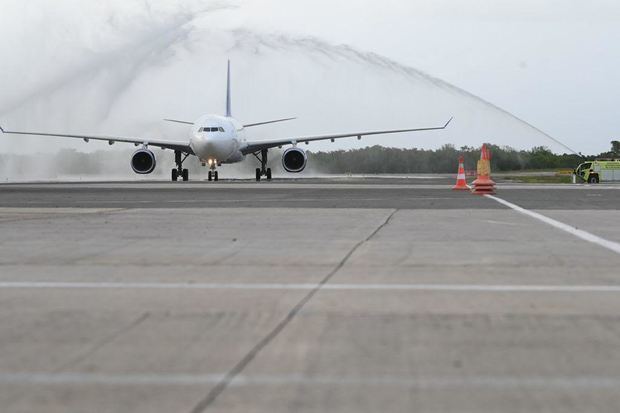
[1,0,619,154]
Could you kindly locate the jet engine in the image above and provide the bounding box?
[282,147,307,173]
[131,149,156,174]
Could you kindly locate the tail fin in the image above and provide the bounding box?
[225,60,232,117]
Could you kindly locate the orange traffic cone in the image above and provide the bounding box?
[452,156,470,190]
[471,144,496,195]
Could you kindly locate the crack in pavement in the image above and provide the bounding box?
[2,311,150,410]
[53,312,151,373]
[188,209,399,413]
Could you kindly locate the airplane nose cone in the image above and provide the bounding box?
[195,137,234,161]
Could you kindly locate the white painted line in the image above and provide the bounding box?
[0,372,224,386]
[2,281,620,292]
[486,195,620,255]
[5,183,620,191]
[0,372,619,389]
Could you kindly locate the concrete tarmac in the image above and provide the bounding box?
[1,179,620,412]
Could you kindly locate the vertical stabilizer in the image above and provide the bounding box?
[226,60,232,117]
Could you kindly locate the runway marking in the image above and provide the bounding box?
[3,281,620,292]
[1,372,619,389]
[486,195,620,255]
[3,183,620,190]
[484,219,523,226]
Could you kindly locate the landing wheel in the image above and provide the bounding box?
[214,171,219,182]
[253,149,270,182]
[208,171,213,182]
[173,151,189,182]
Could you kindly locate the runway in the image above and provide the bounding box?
[1,179,620,412]
[1,177,619,209]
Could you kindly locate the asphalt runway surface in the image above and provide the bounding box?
[1,178,620,412]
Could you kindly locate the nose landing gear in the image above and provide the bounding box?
[172,150,189,182]
[207,159,219,182]
[253,149,272,182]
[208,170,219,182]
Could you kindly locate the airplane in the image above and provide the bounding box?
[1,61,452,182]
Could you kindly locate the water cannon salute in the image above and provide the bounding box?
[1,2,620,413]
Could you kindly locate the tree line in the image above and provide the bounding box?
[308,143,619,174]
[1,142,617,178]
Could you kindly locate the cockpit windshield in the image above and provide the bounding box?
[200,127,225,132]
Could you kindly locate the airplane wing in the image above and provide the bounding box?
[241,118,452,155]
[0,125,193,154]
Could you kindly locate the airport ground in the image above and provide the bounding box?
[1,177,620,412]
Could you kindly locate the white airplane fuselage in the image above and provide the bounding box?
[188,114,247,165]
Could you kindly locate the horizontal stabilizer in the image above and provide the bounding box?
[243,117,297,128]
[164,119,194,125]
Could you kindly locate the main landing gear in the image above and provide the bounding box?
[171,150,189,182]
[253,149,272,182]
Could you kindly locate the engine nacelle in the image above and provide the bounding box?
[282,147,307,173]
[131,149,156,174]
